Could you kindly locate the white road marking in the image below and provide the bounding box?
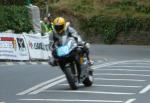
[59,84,142,88]
[30,62,37,65]
[7,62,14,65]
[96,60,105,63]
[44,90,135,95]
[0,102,5,103]
[122,62,150,65]
[29,78,66,95]
[17,62,26,65]
[92,61,130,69]
[16,59,150,96]
[91,56,109,61]
[95,73,150,77]
[41,62,48,65]
[95,69,150,72]
[15,61,108,95]
[123,61,150,63]
[94,78,146,82]
[139,84,150,94]
[110,66,150,68]
[124,98,136,103]
[16,75,65,95]
[20,98,123,103]
[25,63,102,95]
[92,60,150,69]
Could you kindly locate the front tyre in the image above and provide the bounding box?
[63,65,78,90]
[83,70,93,87]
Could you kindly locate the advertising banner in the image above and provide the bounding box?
[23,34,42,59]
[23,34,51,60]
[41,35,52,59]
[16,34,29,60]
[0,33,29,60]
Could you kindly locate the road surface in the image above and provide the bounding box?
[0,44,150,103]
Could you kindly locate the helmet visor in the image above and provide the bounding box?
[54,25,64,33]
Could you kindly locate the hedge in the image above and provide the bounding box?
[81,14,150,44]
[0,5,32,33]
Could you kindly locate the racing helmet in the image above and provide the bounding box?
[53,17,66,34]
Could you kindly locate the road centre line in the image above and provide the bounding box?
[124,98,136,103]
[94,78,146,82]
[94,73,150,77]
[44,90,136,95]
[59,84,142,88]
[16,75,65,95]
[29,78,66,95]
[139,84,150,94]
[95,69,150,72]
[20,98,123,103]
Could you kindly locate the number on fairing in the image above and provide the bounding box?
[57,45,70,57]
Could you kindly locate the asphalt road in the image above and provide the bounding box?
[0,44,150,103]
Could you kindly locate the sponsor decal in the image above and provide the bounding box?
[28,41,49,51]
[17,38,26,51]
[0,37,16,50]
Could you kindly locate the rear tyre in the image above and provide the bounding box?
[83,70,93,87]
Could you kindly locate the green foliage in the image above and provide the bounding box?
[72,0,94,13]
[120,0,137,6]
[81,14,150,44]
[102,0,150,14]
[136,4,150,14]
[0,0,24,5]
[0,5,32,33]
[36,0,150,44]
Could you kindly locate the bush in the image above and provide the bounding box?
[45,0,150,44]
[0,5,32,33]
[72,0,94,14]
[136,4,150,14]
[81,14,150,44]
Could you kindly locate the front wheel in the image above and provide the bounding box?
[83,70,93,87]
[63,63,78,90]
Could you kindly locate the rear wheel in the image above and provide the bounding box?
[83,70,93,87]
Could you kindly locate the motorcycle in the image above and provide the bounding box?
[52,37,93,90]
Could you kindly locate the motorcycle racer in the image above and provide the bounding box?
[49,17,93,66]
